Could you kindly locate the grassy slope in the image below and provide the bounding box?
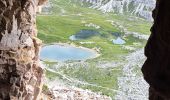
[37,0,152,98]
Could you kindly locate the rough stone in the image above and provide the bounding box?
[0,0,47,100]
[142,0,170,99]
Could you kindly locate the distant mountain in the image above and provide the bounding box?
[80,0,156,21]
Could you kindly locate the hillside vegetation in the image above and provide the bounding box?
[37,0,152,99]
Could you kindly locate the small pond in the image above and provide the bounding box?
[112,37,126,45]
[40,44,99,62]
[69,29,100,40]
[111,32,121,37]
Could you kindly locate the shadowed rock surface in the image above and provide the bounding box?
[0,0,47,99]
[142,0,170,99]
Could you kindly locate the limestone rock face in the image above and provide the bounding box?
[0,0,46,100]
[142,0,170,99]
[81,0,156,21]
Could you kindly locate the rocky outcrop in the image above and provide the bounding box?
[81,0,155,21]
[42,85,112,100]
[142,0,170,99]
[0,0,46,100]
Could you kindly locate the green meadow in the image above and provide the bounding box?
[37,0,151,98]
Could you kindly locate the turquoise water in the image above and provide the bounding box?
[112,37,126,45]
[40,45,97,62]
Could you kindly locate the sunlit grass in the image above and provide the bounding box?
[37,0,152,98]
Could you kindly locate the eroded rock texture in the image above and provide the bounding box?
[142,0,170,99]
[0,0,46,100]
[82,0,156,21]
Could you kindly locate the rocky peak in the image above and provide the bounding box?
[81,0,156,21]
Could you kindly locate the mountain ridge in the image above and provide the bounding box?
[80,0,155,21]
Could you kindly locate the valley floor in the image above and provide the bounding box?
[42,48,148,100]
[37,0,152,99]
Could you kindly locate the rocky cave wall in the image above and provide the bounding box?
[1,0,170,100]
[0,0,46,100]
[142,0,170,99]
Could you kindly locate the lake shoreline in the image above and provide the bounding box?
[40,42,100,62]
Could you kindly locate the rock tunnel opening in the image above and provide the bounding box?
[1,0,169,100]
